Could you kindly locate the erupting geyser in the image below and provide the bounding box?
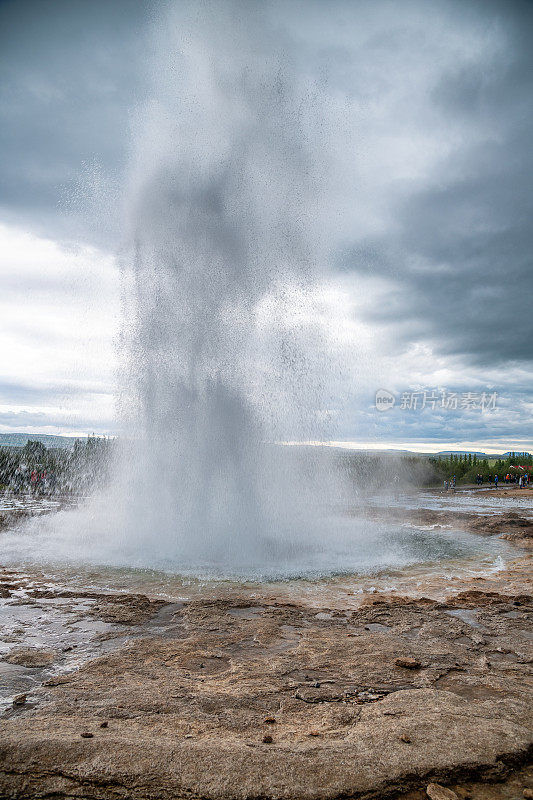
[114,2,340,572]
[0,1,520,594]
[2,2,359,579]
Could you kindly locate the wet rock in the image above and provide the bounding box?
[94,594,167,625]
[295,684,347,703]
[43,675,70,686]
[447,589,532,608]
[426,783,459,800]
[12,694,27,706]
[4,647,56,668]
[394,657,421,669]
[501,528,533,545]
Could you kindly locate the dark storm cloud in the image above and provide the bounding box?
[341,379,533,450]
[0,0,531,444]
[342,0,533,368]
[0,0,152,244]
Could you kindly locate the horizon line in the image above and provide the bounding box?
[0,431,531,456]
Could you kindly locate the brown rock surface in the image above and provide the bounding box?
[3,647,56,668]
[395,656,422,669]
[1,572,532,799]
[426,784,460,800]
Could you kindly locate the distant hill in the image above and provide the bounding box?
[0,433,83,449]
[434,451,492,458]
[309,445,531,459]
[0,435,529,459]
[435,450,531,459]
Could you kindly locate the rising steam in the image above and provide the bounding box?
[2,2,352,578]
[112,1,340,571]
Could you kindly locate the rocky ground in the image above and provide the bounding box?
[0,500,532,799]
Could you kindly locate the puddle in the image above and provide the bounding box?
[435,675,506,700]
[0,586,176,712]
[402,626,421,640]
[0,661,42,699]
[454,634,476,646]
[224,637,259,657]
[145,602,186,639]
[445,609,483,629]
[487,649,519,662]
[271,624,301,652]
[364,623,392,633]
[227,606,265,619]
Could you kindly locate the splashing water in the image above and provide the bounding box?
[2,3,358,579]
[112,3,343,573]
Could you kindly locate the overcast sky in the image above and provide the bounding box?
[0,0,531,451]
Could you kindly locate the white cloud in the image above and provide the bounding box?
[0,223,119,434]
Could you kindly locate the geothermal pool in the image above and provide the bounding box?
[0,490,515,587]
[366,488,533,515]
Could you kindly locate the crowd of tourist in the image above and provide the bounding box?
[0,437,113,497]
[445,471,530,491]
[9,466,58,495]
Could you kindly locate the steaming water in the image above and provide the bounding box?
[1,4,346,579]
[0,495,512,583]
[109,1,345,574]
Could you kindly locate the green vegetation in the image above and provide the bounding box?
[430,451,532,485]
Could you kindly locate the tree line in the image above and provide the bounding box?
[430,452,532,484]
